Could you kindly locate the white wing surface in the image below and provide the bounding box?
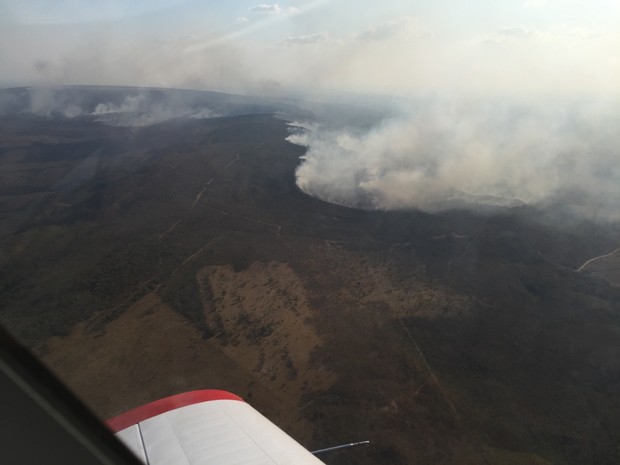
[107,390,325,465]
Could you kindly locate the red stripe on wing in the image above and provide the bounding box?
[106,390,244,433]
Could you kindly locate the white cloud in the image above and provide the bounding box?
[283,32,330,46]
[483,26,538,43]
[357,16,430,41]
[248,3,299,15]
[249,4,281,14]
[236,16,250,24]
[482,24,604,46]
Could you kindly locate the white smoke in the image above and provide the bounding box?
[28,87,84,117]
[91,95,147,115]
[9,88,218,126]
[288,98,620,221]
[91,93,216,127]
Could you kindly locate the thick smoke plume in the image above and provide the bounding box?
[288,98,620,221]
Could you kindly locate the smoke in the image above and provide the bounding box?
[28,87,84,118]
[288,97,620,221]
[91,93,216,127]
[0,87,219,126]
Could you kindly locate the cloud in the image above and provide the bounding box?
[249,4,281,13]
[482,26,538,44]
[288,98,620,221]
[483,24,603,45]
[248,3,299,15]
[283,32,330,46]
[236,16,250,24]
[357,16,430,41]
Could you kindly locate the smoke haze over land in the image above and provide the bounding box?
[3,1,619,96]
[2,1,620,220]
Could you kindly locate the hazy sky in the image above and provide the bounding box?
[2,0,619,97]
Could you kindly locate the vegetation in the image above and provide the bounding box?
[2,89,620,464]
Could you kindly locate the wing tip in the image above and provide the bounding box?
[106,389,244,432]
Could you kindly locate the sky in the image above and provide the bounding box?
[1,0,619,97]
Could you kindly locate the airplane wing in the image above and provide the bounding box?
[107,390,326,465]
[1,326,326,465]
